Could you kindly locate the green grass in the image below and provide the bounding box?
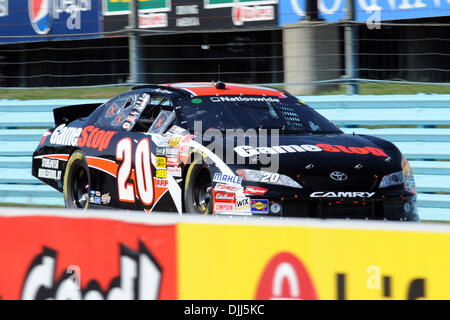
[0,86,132,100]
[316,83,450,95]
[0,83,449,100]
[0,202,64,208]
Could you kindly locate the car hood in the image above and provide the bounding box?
[219,132,403,191]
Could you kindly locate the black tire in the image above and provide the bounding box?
[64,150,91,209]
[184,157,213,214]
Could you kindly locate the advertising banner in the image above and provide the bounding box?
[1,211,449,300]
[177,222,450,299]
[279,0,450,25]
[103,0,279,32]
[0,214,177,300]
[0,0,103,44]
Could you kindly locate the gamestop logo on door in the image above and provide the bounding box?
[21,242,161,300]
[255,252,318,300]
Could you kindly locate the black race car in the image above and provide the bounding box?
[32,82,419,221]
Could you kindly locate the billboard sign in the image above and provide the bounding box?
[0,0,102,44]
[103,0,172,15]
[279,0,450,24]
[102,0,279,32]
[0,214,177,300]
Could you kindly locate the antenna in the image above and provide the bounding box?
[218,64,221,82]
[215,64,225,89]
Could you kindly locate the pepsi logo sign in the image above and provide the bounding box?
[29,0,52,35]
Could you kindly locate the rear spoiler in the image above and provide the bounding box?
[53,103,103,126]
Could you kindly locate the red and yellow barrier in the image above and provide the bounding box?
[0,210,449,300]
[178,223,450,299]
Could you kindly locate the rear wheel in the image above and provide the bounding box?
[64,150,90,209]
[184,157,213,214]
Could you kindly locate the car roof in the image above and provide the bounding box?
[163,82,289,97]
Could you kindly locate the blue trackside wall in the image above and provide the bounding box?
[1,95,449,221]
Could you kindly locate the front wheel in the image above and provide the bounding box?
[64,150,90,209]
[184,157,213,214]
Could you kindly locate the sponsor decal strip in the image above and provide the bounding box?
[34,154,69,161]
[151,153,182,215]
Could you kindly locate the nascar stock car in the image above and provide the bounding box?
[32,82,419,221]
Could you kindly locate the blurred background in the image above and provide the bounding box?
[0,0,449,95]
[0,1,449,221]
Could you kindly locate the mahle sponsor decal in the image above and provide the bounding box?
[213,173,243,186]
[310,191,376,198]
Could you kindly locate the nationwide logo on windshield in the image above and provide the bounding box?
[210,96,280,103]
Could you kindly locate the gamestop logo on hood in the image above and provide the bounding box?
[21,242,161,300]
[232,5,275,26]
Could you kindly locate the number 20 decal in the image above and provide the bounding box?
[261,172,280,183]
[116,138,154,206]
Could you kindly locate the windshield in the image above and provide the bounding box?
[179,95,342,134]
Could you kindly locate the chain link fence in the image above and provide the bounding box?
[0,20,449,93]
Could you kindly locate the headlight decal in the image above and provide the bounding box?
[236,169,302,189]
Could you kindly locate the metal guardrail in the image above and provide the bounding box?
[0,95,449,221]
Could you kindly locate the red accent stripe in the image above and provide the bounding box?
[38,154,70,161]
[86,157,118,178]
[165,82,285,97]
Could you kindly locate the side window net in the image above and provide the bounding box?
[132,96,174,133]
